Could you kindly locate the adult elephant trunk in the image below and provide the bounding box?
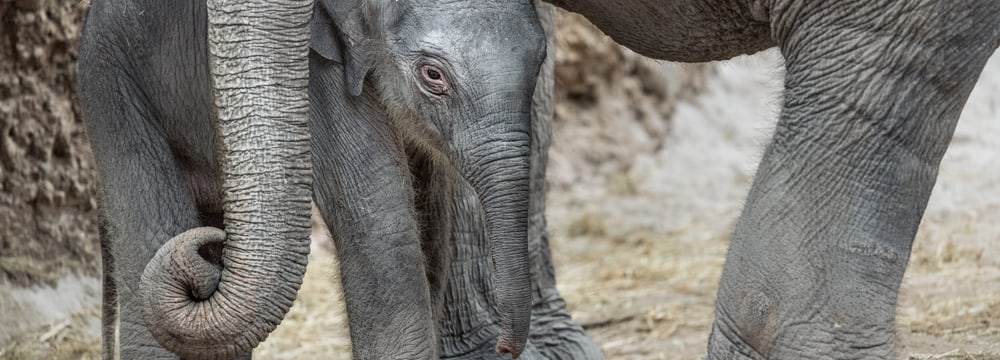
[455,93,535,358]
[137,0,314,359]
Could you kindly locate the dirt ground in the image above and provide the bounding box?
[3,6,1000,360]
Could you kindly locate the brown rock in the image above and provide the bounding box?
[1,0,98,287]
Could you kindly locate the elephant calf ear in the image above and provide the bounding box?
[310,1,370,97]
[310,7,344,62]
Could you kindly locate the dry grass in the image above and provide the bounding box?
[0,307,100,360]
[909,350,1000,360]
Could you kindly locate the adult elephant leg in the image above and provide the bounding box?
[310,55,437,359]
[526,2,602,359]
[79,31,201,360]
[79,3,208,356]
[707,1,1000,358]
[82,95,198,360]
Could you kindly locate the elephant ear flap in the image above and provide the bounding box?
[310,0,372,97]
[309,4,343,61]
[342,46,370,97]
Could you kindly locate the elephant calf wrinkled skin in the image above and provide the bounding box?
[309,0,600,358]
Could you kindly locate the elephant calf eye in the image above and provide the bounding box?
[426,69,441,80]
[419,64,449,96]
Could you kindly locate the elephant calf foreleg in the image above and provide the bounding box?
[707,1,1000,358]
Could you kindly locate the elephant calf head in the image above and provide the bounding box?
[310,0,547,357]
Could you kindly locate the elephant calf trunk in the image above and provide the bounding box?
[460,117,534,358]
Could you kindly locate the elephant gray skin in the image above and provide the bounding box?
[542,0,1000,358]
[80,0,559,358]
[306,0,596,358]
[309,1,603,358]
[79,0,313,358]
[432,4,602,359]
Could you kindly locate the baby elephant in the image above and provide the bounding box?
[308,0,548,358]
[312,1,603,358]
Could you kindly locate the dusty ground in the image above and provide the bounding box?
[3,7,1000,360]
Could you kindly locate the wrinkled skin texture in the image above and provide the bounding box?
[78,0,312,358]
[312,3,603,359]
[432,4,603,359]
[546,0,1000,358]
[308,0,550,358]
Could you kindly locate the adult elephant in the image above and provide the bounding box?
[542,0,1000,358]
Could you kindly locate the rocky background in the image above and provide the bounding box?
[2,1,998,359]
[0,0,98,288]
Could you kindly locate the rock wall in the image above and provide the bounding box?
[0,0,99,286]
